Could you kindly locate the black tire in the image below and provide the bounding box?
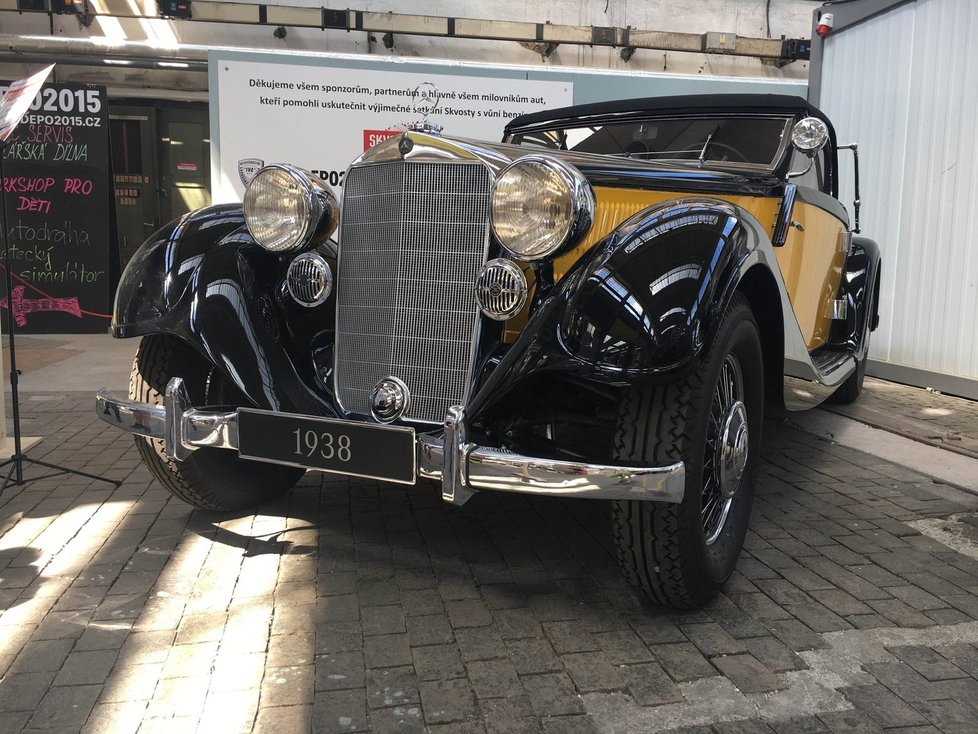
[130,334,304,511]
[611,294,763,609]
[827,352,867,405]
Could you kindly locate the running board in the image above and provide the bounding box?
[783,349,855,411]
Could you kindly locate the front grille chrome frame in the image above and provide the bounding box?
[334,158,493,425]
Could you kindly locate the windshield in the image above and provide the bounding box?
[508,115,792,171]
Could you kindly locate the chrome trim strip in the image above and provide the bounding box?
[783,351,854,410]
[783,374,846,411]
[96,386,686,506]
[829,299,848,320]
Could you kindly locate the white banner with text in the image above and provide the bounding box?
[214,59,573,203]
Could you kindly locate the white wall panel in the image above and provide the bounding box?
[819,0,978,391]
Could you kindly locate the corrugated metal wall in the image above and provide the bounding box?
[818,0,978,396]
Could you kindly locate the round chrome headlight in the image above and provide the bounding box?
[490,156,594,262]
[244,164,338,253]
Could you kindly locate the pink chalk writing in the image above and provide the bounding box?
[25,124,73,145]
[0,285,82,327]
[64,178,93,195]
[16,196,50,214]
[1,176,56,193]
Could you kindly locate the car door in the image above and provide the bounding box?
[774,147,850,350]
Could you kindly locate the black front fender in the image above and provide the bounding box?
[558,198,758,377]
[471,198,770,403]
[112,205,336,416]
[113,205,248,337]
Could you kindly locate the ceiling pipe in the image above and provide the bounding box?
[0,34,210,71]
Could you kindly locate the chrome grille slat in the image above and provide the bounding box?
[335,161,491,424]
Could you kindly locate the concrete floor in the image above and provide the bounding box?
[2,333,978,733]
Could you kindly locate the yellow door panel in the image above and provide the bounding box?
[773,201,847,350]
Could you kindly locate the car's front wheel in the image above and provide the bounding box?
[612,295,763,609]
[130,334,304,511]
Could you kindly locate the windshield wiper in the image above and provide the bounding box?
[697,127,717,168]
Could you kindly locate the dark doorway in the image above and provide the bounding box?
[109,101,210,274]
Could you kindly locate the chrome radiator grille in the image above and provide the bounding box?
[335,161,492,424]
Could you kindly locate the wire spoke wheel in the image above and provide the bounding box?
[611,294,762,609]
[702,354,748,545]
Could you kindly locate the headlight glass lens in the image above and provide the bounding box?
[244,166,313,252]
[491,158,590,261]
[790,117,829,153]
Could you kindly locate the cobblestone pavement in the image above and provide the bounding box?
[3,390,978,733]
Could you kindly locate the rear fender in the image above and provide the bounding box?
[829,235,881,357]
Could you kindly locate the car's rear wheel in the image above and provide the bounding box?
[130,334,304,511]
[611,295,763,609]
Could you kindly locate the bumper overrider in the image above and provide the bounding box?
[96,377,685,506]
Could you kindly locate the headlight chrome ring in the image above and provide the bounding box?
[244,164,338,253]
[490,156,594,262]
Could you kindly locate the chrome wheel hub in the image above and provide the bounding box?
[718,401,749,499]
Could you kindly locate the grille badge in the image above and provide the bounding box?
[370,377,410,423]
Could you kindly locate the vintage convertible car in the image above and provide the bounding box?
[96,94,880,609]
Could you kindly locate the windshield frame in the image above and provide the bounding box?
[505,113,795,175]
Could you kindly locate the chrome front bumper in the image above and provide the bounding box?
[96,377,685,506]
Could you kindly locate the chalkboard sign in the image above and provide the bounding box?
[0,81,112,333]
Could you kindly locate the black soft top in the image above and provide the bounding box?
[505,93,831,134]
